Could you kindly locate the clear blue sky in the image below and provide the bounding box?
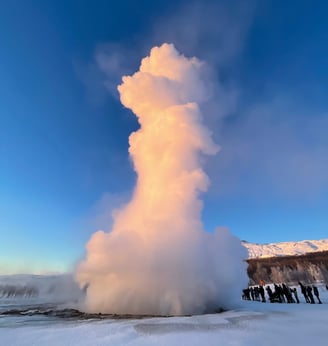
[1,0,327,274]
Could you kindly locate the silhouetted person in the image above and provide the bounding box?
[312,285,322,304]
[242,288,251,300]
[282,283,294,303]
[259,285,266,302]
[299,282,310,303]
[273,284,280,302]
[307,286,315,304]
[250,287,255,301]
[291,288,299,303]
[266,286,273,302]
[275,284,285,303]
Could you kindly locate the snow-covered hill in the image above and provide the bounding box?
[242,239,328,259]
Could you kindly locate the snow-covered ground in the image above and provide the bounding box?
[243,238,328,258]
[1,286,327,346]
[1,254,327,346]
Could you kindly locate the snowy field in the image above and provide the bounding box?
[1,285,327,346]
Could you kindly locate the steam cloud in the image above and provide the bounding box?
[76,43,247,315]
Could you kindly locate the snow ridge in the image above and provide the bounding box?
[242,238,328,259]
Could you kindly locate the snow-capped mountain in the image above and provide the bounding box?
[242,239,328,259]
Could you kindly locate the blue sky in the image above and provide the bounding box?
[1,0,327,274]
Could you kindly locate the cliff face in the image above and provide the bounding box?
[246,250,328,285]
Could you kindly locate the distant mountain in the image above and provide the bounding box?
[242,239,328,259]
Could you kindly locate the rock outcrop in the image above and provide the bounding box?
[246,250,328,285]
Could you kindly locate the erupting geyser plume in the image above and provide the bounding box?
[76,43,248,315]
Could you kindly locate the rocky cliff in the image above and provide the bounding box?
[246,250,328,285]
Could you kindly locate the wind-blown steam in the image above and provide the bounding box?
[76,43,247,315]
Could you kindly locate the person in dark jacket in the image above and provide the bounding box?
[291,287,299,303]
[259,285,266,303]
[307,285,315,304]
[266,286,274,302]
[274,284,283,303]
[282,283,295,303]
[242,288,251,300]
[312,285,322,304]
[250,287,255,301]
[299,282,310,303]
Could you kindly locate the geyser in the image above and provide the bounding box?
[76,43,248,315]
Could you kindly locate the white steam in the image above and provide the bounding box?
[76,43,247,315]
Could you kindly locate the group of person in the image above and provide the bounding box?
[242,282,324,304]
[298,282,322,304]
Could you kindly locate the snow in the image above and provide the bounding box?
[243,238,328,258]
[1,287,328,346]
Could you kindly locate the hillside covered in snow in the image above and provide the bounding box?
[243,239,328,284]
[242,239,328,259]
